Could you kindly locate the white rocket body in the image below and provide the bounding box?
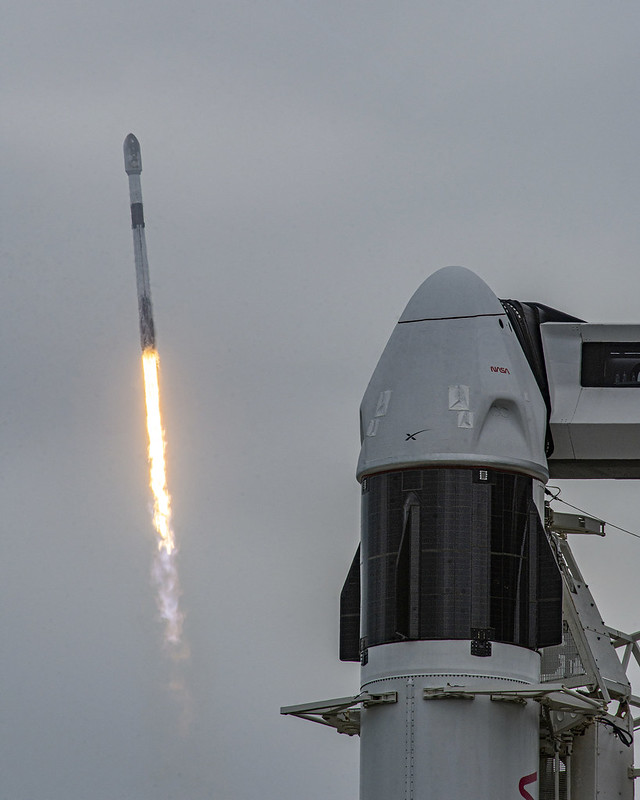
[354,267,559,799]
[360,642,541,798]
[123,133,156,351]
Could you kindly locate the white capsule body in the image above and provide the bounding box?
[357,266,549,483]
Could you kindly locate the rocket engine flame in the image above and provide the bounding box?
[142,347,183,645]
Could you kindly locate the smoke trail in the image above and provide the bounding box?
[142,348,184,646]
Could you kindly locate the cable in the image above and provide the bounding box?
[545,487,640,541]
[599,718,633,747]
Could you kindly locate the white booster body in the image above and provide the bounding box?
[353,267,560,800]
[360,641,541,798]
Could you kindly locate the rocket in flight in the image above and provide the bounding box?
[123,133,156,351]
[123,134,183,646]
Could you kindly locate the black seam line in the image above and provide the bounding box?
[361,675,529,686]
[398,313,507,323]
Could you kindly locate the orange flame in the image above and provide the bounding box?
[142,348,183,644]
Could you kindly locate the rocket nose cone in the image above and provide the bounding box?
[398,266,505,322]
[123,133,142,174]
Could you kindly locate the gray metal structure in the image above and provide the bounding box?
[282,267,639,799]
[123,133,156,351]
[543,322,640,478]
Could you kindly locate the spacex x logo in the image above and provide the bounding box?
[405,429,429,441]
[490,365,510,374]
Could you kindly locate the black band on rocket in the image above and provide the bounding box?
[131,203,145,228]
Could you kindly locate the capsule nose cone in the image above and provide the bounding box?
[398,266,506,322]
[123,133,142,175]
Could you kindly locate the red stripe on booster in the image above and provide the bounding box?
[519,772,537,800]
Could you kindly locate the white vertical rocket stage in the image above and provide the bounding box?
[123,133,156,351]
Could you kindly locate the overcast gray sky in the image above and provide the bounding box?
[3,3,640,798]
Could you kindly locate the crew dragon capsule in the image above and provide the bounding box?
[123,133,156,351]
[341,266,564,798]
